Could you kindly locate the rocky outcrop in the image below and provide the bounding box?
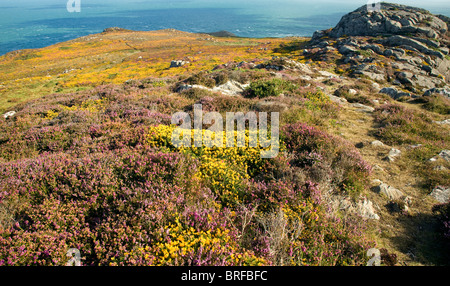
[307,2,450,93]
[313,3,447,40]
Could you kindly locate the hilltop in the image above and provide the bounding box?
[0,3,448,266]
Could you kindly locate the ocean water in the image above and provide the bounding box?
[0,0,449,56]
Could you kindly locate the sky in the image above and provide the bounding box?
[0,0,449,8]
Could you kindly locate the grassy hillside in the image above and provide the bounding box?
[0,28,448,266]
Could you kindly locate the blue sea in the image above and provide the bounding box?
[0,0,449,56]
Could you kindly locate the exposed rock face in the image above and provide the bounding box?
[318,3,447,39]
[307,2,450,93]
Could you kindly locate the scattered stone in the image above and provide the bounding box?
[355,142,364,148]
[434,165,448,171]
[318,70,339,78]
[3,111,16,119]
[434,119,450,125]
[212,80,249,96]
[430,150,450,162]
[371,140,385,147]
[351,103,375,113]
[388,196,412,213]
[409,144,422,149]
[384,148,401,162]
[170,60,189,68]
[356,199,380,220]
[423,88,450,99]
[339,45,358,55]
[379,87,398,98]
[176,80,249,96]
[438,150,450,162]
[348,89,358,95]
[372,165,385,172]
[327,94,348,104]
[430,186,450,203]
[375,182,405,201]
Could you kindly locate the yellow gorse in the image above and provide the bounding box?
[147,125,277,203]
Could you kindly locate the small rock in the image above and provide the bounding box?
[328,94,348,104]
[409,144,422,149]
[434,165,448,171]
[389,196,412,213]
[384,148,401,162]
[423,88,450,99]
[373,165,385,172]
[348,89,358,95]
[371,140,385,147]
[430,150,450,162]
[351,103,375,113]
[376,182,405,201]
[434,119,450,125]
[379,87,399,99]
[339,45,359,55]
[430,186,450,203]
[355,142,364,148]
[357,199,380,220]
[170,60,189,68]
[3,111,16,119]
[438,150,450,162]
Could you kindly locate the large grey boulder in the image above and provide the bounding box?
[320,3,448,40]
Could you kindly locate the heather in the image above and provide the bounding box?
[373,103,450,190]
[0,75,376,265]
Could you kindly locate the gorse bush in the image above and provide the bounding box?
[245,78,296,98]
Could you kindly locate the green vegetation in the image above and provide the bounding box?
[245,78,296,98]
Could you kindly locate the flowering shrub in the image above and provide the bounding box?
[0,62,377,266]
[147,125,268,205]
[281,122,372,196]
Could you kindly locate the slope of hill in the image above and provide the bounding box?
[0,3,449,266]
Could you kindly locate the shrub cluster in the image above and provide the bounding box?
[0,75,375,266]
